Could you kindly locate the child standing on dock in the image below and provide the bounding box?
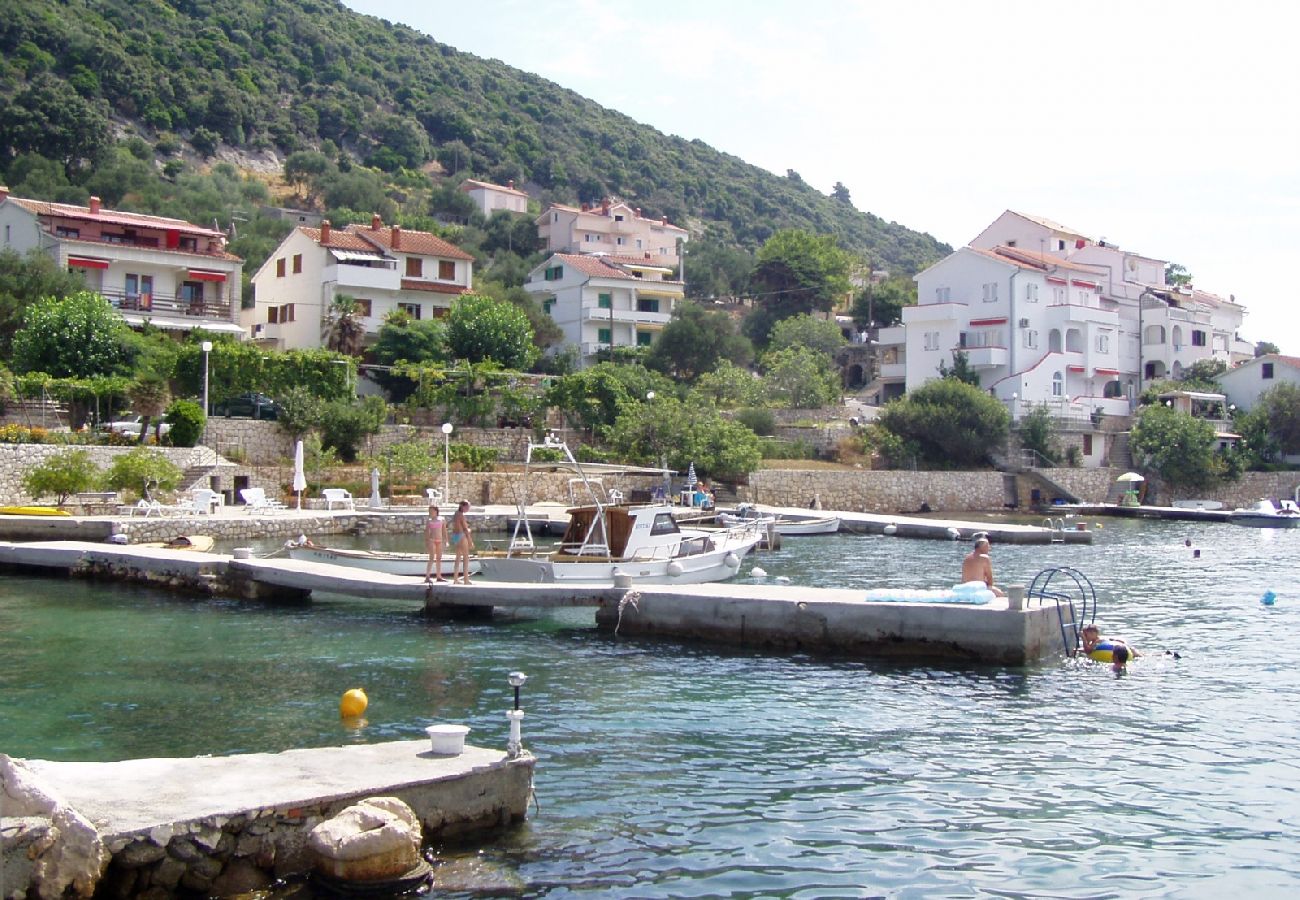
[424,502,446,583]
[450,500,474,585]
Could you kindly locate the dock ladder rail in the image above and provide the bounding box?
[1025,566,1098,657]
[1041,517,1067,543]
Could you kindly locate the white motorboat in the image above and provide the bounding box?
[476,436,765,585]
[717,503,842,536]
[1228,499,1300,528]
[286,543,479,577]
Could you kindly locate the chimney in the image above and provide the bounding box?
[601,198,610,215]
[635,207,641,218]
[661,216,668,225]
[320,220,331,243]
[0,186,8,203]
[89,196,102,215]
[507,179,514,190]
[371,214,382,231]
[581,202,589,212]
[391,225,401,250]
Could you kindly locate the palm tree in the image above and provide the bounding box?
[129,375,170,445]
[324,294,366,357]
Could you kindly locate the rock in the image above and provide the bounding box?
[307,797,422,882]
[210,857,271,896]
[166,838,202,862]
[116,840,166,868]
[151,856,187,890]
[432,856,527,895]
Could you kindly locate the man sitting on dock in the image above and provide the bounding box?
[961,537,1006,597]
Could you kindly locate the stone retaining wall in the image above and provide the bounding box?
[739,470,1009,512]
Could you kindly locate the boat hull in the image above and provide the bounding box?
[287,546,479,577]
[477,550,748,585]
[1229,514,1300,528]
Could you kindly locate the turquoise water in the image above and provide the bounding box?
[3,519,1300,896]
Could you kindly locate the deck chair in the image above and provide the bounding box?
[239,487,286,514]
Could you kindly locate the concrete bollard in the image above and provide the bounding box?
[1005,585,1026,610]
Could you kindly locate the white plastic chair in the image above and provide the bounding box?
[239,487,286,514]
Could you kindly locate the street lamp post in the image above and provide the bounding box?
[441,422,453,503]
[201,340,213,421]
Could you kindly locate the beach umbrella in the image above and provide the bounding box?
[369,467,382,507]
[1116,472,1145,482]
[292,440,307,509]
[686,461,697,489]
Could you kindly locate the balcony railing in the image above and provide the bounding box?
[104,289,233,320]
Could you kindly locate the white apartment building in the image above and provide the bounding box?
[460,179,530,217]
[523,253,682,368]
[0,187,244,336]
[536,199,687,269]
[245,215,474,349]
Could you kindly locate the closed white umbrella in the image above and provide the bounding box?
[369,467,382,507]
[292,440,307,509]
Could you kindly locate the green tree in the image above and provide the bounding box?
[162,399,205,447]
[319,396,386,462]
[744,230,852,348]
[128,375,170,445]
[646,301,752,382]
[1130,404,1222,487]
[445,293,538,369]
[767,314,846,357]
[1255,382,1300,456]
[761,346,841,409]
[22,450,100,505]
[323,294,366,357]
[277,386,325,441]
[1179,358,1227,390]
[381,434,438,489]
[0,249,88,357]
[682,237,754,301]
[1164,263,1193,287]
[11,291,134,377]
[1255,341,1280,358]
[546,365,634,437]
[876,378,1010,468]
[851,276,915,329]
[0,73,112,175]
[1017,403,1061,464]
[103,448,183,501]
[606,394,761,482]
[691,361,763,409]
[938,350,981,387]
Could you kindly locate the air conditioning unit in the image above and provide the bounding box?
[1018,318,1030,328]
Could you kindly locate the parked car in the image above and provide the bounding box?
[108,415,171,439]
[210,392,282,420]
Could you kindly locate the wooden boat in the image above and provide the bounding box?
[286,543,479,577]
[140,535,216,552]
[476,438,764,586]
[716,503,841,536]
[0,506,71,516]
[1228,499,1300,528]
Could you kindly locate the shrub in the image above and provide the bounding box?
[163,399,205,447]
[734,407,776,436]
[102,448,182,501]
[0,424,49,443]
[449,443,500,472]
[22,449,100,504]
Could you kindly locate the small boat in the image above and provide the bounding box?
[286,543,479,577]
[1228,499,1300,528]
[476,437,765,586]
[0,506,71,516]
[140,535,215,552]
[717,503,842,536]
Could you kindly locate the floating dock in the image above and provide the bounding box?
[2,741,534,898]
[1055,503,1232,523]
[0,541,1072,665]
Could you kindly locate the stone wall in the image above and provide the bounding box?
[739,470,1009,512]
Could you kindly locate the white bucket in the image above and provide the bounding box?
[425,724,470,755]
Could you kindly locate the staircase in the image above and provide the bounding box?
[1108,432,1134,470]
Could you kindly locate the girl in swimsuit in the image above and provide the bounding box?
[424,503,446,583]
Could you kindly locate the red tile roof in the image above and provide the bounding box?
[460,179,528,198]
[8,196,225,237]
[300,227,377,252]
[347,224,474,261]
[546,253,684,284]
[969,245,1107,277]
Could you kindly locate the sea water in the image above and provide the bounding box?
[3,518,1299,896]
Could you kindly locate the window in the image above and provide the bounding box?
[542,299,555,316]
[935,287,950,302]
[406,257,423,278]
[637,330,653,347]
[125,273,153,299]
[179,237,197,252]
[269,303,294,323]
[438,260,455,280]
[1022,330,1039,349]
[1007,239,1017,248]
[636,239,643,249]
[1082,434,1093,455]
[55,226,80,238]
[1025,283,1039,302]
[1052,372,1064,396]
[397,302,421,319]
[1053,287,1066,304]
[1096,334,1110,353]
[982,282,998,303]
[1263,363,1275,379]
[585,233,597,243]
[292,254,302,274]
[637,297,660,313]
[179,281,204,305]
[268,306,278,324]
[1057,239,1066,251]
[598,293,612,309]
[355,299,372,317]
[615,214,625,222]
[598,327,612,344]
[284,303,295,322]
[616,237,625,246]
[923,331,940,351]
[543,265,563,281]
[276,258,286,277]
[552,212,559,222]
[1191,330,1207,347]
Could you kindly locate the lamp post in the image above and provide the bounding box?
[506,671,527,757]
[441,422,453,503]
[200,341,213,419]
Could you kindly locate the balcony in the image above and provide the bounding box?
[582,305,672,327]
[964,346,1008,368]
[878,362,906,380]
[104,289,233,321]
[325,262,399,292]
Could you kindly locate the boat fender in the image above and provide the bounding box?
[723,552,741,569]
[750,566,767,578]
[883,524,898,535]
[667,561,685,577]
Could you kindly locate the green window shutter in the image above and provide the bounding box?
[598,293,612,309]
[637,330,652,347]
[598,328,612,343]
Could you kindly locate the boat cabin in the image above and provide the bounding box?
[558,504,680,559]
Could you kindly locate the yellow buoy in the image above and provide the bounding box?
[339,688,368,718]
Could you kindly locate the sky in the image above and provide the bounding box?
[345,0,1300,352]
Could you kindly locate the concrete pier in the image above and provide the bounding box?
[3,742,534,898]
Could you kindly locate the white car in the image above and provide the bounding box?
[108,416,171,439]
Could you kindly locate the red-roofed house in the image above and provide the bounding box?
[536,199,687,268]
[524,252,683,367]
[244,215,474,349]
[0,187,245,336]
[460,179,530,217]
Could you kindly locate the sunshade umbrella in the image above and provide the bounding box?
[292,440,307,509]
[1116,472,1145,482]
[686,461,697,489]
[369,467,382,507]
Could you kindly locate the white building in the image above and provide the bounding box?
[460,179,530,217]
[1219,354,1300,411]
[523,253,682,368]
[536,199,687,269]
[0,187,244,336]
[245,215,474,350]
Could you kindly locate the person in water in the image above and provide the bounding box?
[450,500,474,585]
[423,502,446,583]
[1080,623,1134,672]
[961,536,1006,597]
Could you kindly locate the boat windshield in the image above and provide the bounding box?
[649,513,679,536]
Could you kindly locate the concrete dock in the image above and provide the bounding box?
[3,742,534,898]
[0,540,1075,665]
